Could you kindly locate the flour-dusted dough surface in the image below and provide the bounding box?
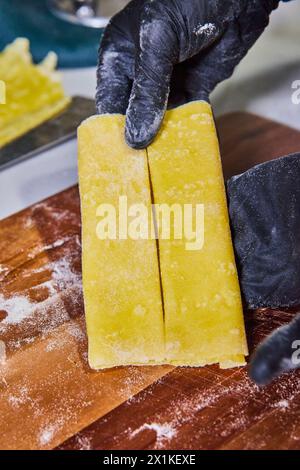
[78,115,165,369]
[79,102,248,370]
[147,101,248,367]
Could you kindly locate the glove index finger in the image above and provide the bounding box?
[125,9,177,149]
[125,65,172,149]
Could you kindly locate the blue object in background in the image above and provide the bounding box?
[0,0,103,68]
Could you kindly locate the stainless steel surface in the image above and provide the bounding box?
[48,0,130,28]
[0,97,95,172]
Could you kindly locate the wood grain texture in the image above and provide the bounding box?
[58,309,300,450]
[217,112,300,180]
[0,188,172,450]
[0,112,300,450]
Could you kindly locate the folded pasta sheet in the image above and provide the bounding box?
[147,101,248,368]
[78,101,248,370]
[78,115,165,369]
[0,38,70,148]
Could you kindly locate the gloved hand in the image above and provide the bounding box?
[96,0,279,149]
[250,314,300,386]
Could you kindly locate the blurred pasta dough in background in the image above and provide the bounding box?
[0,38,70,149]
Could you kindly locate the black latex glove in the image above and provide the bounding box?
[228,152,300,386]
[250,314,300,386]
[96,0,279,149]
[227,153,300,310]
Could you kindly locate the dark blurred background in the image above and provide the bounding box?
[0,0,129,67]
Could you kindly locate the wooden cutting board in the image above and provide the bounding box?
[0,112,300,451]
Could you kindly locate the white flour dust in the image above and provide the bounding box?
[131,422,177,446]
[194,23,216,37]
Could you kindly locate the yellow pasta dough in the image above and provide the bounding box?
[147,101,248,368]
[0,38,70,148]
[78,115,165,369]
[78,101,248,370]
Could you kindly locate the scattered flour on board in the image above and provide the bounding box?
[131,422,177,445]
[74,434,93,450]
[125,368,300,449]
[8,385,31,408]
[0,340,6,363]
[0,254,81,328]
[0,294,33,325]
[275,399,290,410]
[127,391,217,448]
[43,238,66,251]
[37,393,94,448]
[39,425,57,446]
[51,255,81,290]
[0,264,8,276]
